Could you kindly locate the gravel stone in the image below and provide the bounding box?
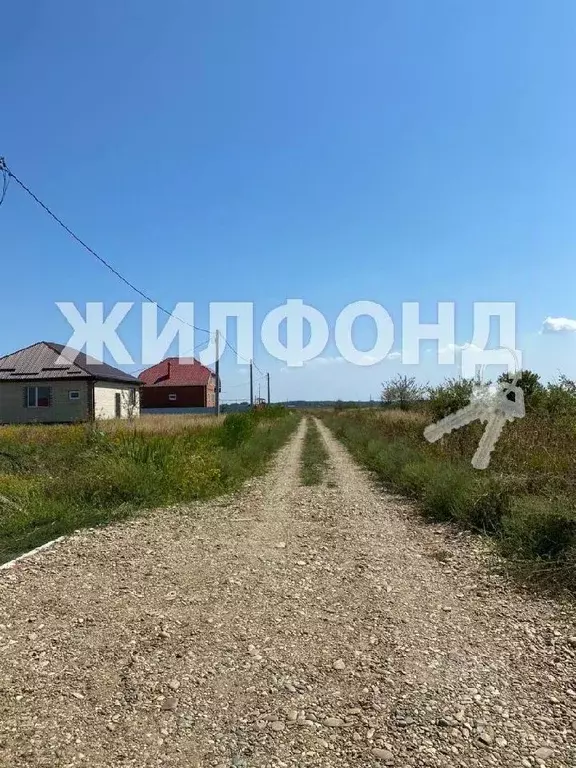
[372,748,394,763]
[0,417,574,767]
[324,717,345,727]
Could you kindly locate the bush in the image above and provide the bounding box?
[421,464,476,522]
[253,404,289,420]
[220,412,256,448]
[501,497,576,560]
[428,377,476,420]
[464,475,512,532]
[399,459,439,497]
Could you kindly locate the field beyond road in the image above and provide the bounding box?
[0,418,574,767]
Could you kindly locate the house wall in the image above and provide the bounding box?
[93,381,141,420]
[141,385,207,408]
[141,407,216,415]
[0,379,90,424]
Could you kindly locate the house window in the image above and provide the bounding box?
[69,390,80,401]
[25,386,51,408]
[168,393,177,401]
[128,388,136,406]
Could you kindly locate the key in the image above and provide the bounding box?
[423,395,491,443]
[471,385,524,470]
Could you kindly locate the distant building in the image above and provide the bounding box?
[139,357,219,409]
[0,341,142,423]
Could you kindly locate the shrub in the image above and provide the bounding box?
[253,404,289,420]
[421,464,475,522]
[399,459,439,497]
[464,475,512,533]
[220,412,256,448]
[167,450,223,500]
[501,497,576,560]
[428,377,476,420]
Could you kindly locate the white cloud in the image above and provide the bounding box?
[308,355,346,366]
[438,342,482,355]
[281,353,384,371]
[541,316,576,334]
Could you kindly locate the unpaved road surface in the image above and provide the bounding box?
[1,418,575,768]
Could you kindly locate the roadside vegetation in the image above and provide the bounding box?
[322,371,576,589]
[300,418,330,486]
[0,406,297,563]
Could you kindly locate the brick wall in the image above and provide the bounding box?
[93,382,141,419]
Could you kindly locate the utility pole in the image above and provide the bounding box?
[267,372,270,404]
[215,330,220,416]
[249,359,254,407]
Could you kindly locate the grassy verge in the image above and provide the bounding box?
[322,409,576,590]
[0,407,298,563]
[300,418,330,486]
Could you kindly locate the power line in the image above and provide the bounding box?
[221,380,251,389]
[223,337,264,376]
[222,372,265,389]
[0,158,9,207]
[1,158,262,372]
[4,163,211,336]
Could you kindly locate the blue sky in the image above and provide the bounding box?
[2,0,576,401]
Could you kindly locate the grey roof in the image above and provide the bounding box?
[0,342,143,384]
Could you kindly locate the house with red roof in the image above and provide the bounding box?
[139,357,218,409]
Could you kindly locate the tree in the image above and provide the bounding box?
[497,369,544,410]
[543,374,576,417]
[121,388,139,423]
[427,376,477,420]
[381,374,426,410]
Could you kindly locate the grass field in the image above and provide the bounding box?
[322,405,576,589]
[0,407,297,563]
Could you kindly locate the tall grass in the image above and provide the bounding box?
[323,408,576,589]
[0,408,298,563]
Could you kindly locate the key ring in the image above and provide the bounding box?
[475,346,521,396]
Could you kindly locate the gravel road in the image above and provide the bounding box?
[0,418,575,768]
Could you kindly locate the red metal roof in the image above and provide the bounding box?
[139,357,215,387]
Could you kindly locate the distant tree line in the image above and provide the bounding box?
[381,370,576,418]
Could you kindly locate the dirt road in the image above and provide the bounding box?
[0,418,574,767]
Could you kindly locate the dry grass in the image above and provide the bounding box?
[100,414,224,434]
[371,409,428,426]
[0,414,224,442]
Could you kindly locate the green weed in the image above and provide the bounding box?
[300,419,330,486]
